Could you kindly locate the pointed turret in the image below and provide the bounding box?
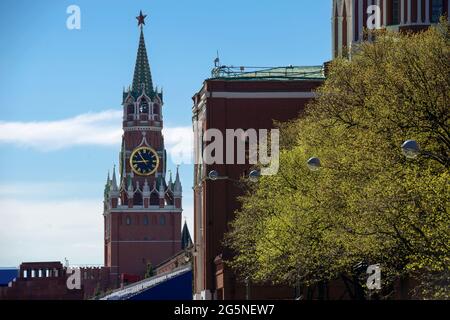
[127,175,133,192]
[159,175,165,193]
[143,179,150,194]
[126,174,134,208]
[181,221,193,250]
[172,167,182,209]
[121,144,126,189]
[109,166,119,209]
[174,166,182,193]
[111,165,118,192]
[104,171,111,198]
[168,170,173,190]
[131,15,155,99]
[143,179,151,208]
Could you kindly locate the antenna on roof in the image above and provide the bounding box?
[214,50,220,67]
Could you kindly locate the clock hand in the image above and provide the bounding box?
[138,151,148,164]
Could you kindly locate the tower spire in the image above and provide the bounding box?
[104,171,111,198]
[111,165,118,192]
[181,221,192,250]
[174,165,182,193]
[132,11,154,98]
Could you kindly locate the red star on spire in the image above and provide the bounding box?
[136,10,147,27]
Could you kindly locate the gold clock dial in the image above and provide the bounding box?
[130,146,159,176]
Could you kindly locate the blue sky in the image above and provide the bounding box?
[0,0,331,266]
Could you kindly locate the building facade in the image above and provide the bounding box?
[332,0,450,58]
[0,262,113,300]
[103,12,182,287]
[192,66,326,300]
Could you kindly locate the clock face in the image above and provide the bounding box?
[130,147,159,176]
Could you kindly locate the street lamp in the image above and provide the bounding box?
[307,157,321,171]
[401,140,420,159]
[208,170,220,181]
[248,170,261,183]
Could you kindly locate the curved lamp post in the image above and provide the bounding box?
[207,169,261,183]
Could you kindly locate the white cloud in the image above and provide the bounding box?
[163,126,193,164]
[0,198,104,266]
[0,110,122,151]
[0,194,194,267]
[0,110,194,163]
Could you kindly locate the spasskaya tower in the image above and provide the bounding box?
[103,11,182,285]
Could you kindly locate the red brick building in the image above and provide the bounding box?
[191,65,326,299]
[332,0,450,58]
[103,12,183,288]
[155,222,194,275]
[0,262,111,300]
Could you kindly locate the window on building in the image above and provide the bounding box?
[391,0,400,25]
[127,104,134,120]
[431,0,444,22]
[150,192,159,206]
[139,99,149,113]
[143,215,149,225]
[159,215,166,225]
[126,216,131,225]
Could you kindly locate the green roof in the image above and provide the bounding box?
[210,65,326,81]
[123,27,163,103]
[132,28,154,97]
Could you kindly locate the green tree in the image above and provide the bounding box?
[226,20,450,299]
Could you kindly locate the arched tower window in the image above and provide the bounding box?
[126,104,135,120]
[134,191,143,206]
[152,104,160,121]
[165,191,174,206]
[127,104,134,115]
[150,191,159,206]
[139,98,149,113]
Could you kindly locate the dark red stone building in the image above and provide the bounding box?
[0,262,111,300]
[191,66,326,299]
[103,13,183,287]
